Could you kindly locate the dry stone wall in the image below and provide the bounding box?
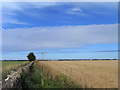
[2,61,34,88]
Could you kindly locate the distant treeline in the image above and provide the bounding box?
[1,59,118,61]
[1,60,28,61]
[57,59,118,61]
[36,59,118,61]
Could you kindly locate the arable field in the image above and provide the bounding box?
[22,61,79,88]
[38,60,118,88]
[2,61,28,72]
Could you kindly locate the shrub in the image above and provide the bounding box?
[27,52,36,62]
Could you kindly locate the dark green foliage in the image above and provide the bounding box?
[27,52,36,62]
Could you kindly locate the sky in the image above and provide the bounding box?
[2,2,118,60]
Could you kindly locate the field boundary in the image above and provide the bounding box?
[2,61,34,88]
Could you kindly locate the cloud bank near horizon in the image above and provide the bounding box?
[3,24,118,52]
[1,2,118,59]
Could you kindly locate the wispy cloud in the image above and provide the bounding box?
[67,7,82,14]
[2,2,117,28]
[2,2,26,25]
[2,2,58,12]
[27,2,58,8]
[67,7,90,16]
[2,2,23,11]
[2,0,119,2]
[2,2,58,25]
[3,24,118,52]
[3,18,27,25]
[2,2,57,10]
[36,50,118,53]
[94,50,118,52]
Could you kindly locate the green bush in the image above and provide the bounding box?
[27,52,36,62]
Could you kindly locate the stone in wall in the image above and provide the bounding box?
[2,61,34,88]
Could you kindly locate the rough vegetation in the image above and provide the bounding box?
[21,61,79,88]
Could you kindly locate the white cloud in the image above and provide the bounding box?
[2,24,118,52]
[67,7,90,16]
[2,2,58,25]
[2,2,57,11]
[28,2,58,8]
[67,7,82,14]
[2,0,119,2]
[72,8,82,11]
[2,2,117,25]
[2,2,23,11]
[2,18,27,25]
[2,15,27,25]
[2,2,26,25]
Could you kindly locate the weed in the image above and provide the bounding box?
[21,61,80,88]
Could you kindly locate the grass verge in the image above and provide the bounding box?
[21,61,80,88]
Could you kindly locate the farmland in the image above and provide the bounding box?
[1,60,118,88]
[21,61,79,88]
[38,60,118,88]
[2,61,28,79]
[2,60,79,88]
[2,61,28,72]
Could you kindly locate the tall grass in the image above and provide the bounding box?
[21,61,80,88]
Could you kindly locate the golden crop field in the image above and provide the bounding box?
[38,60,118,88]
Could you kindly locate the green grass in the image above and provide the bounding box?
[2,61,29,79]
[21,61,80,88]
[2,61,28,68]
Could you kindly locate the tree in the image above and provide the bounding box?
[27,52,36,62]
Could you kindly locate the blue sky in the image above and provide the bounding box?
[2,2,118,60]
